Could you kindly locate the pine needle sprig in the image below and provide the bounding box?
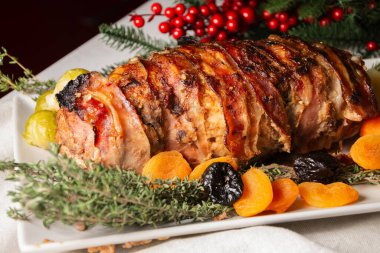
[99,24,175,57]
[100,60,129,76]
[297,0,328,20]
[174,0,206,6]
[288,15,380,57]
[0,147,230,229]
[262,0,297,13]
[0,47,55,94]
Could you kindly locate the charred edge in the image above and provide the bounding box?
[56,73,91,112]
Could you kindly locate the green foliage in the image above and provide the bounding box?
[288,15,380,58]
[175,0,206,6]
[263,0,297,13]
[99,24,175,57]
[100,60,129,76]
[338,164,380,185]
[0,146,230,229]
[0,48,55,94]
[297,0,327,20]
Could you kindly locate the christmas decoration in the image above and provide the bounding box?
[100,0,380,58]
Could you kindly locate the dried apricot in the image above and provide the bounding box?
[299,182,359,208]
[360,116,380,136]
[350,135,380,170]
[233,168,273,217]
[189,157,238,180]
[142,151,192,181]
[266,178,299,213]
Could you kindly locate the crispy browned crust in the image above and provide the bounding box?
[55,36,379,171]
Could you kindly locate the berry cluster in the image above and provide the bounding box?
[261,10,297,33]
[129,1,378,53]
[132,1,259,41]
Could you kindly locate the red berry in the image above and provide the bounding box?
[331,8,344,22]
[211,13,225,27]
[216,30,227,41]
[249,0,258,7]
[207,25,218,36]
[172,28,185,39]
[346,7,353,14]
[367,41,378,51]
[369,1,376,10]
[195,19,205,28]
[278,12,288,23]
[288,15,297,26]
[201,37,212,43]
[164,7,176,19]
[200,5,210,17]
[319,17,331,27]
[151,2,162,15]
[133,16,145,28]
[262,10,272,20]
[188,6,198,15]
[267,18,278,30]
[226,19,239,32]
[174,3,186,15]
[195,28,205,37]
[232,0,244,11]
[158,22,170,33]
[184,13,196,24]
[274,12,280,19]
[279,23,288,33]
[240,7,255,24]
[208,3,219,13]
[226,11,239,20]
[172,17,184,28]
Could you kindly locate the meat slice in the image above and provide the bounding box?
[313,43,376,122]
[56,72,150,172]
[178,43,256,159]
[268,35,340,151]
[219,40,291,153]
[108,58,164,155]
[172,50,230,159]
[146,51,210,165]
[257,38,333,152]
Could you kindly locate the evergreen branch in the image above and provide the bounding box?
[0,47,55,94]
[174,0,206,6]
[0,148,230,229]
[263,0,297,13]
[99,24,175,57]
[100,60,129,76]
[288,15,380,56]
[374,62,380,72]
[297,0,328,20]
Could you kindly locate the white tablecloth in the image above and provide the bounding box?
[1,1,380,252]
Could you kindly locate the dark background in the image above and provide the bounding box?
[1,0,147,82]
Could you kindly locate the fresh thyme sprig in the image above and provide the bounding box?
[338,164,380,185]
[99,24,175,57]
[0,147,230,229]
[257,163,380,185]
[0,47,55,94]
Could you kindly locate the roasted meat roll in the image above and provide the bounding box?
[55,35,379,172]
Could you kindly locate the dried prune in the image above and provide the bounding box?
[202,162,243,206]
[294,152,340,184]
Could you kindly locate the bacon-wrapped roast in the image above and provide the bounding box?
[55,35,379,172]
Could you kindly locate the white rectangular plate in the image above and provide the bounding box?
[14,58,380,253]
